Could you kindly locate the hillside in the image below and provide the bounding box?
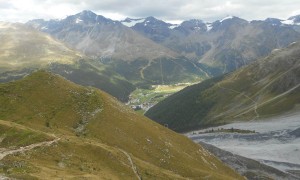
[0,22,135,101]
[146,42,300,132]
[0,22,81,72]
[0,71,242,179]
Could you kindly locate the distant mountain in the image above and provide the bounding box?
[146,42,300,132]
[28,10,209,86]
[122,16,175,43]
[127,15,300,73]
[264,15,300,32]
[28,10,176,61]
[0,22,134,101]
[0,22,81,72]
[0,71,242,179]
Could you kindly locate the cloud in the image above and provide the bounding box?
[0,0,300,23]
[0,1,14,9]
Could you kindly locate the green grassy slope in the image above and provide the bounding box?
[146,42,300,132]
[0,71,242,179]
[0,22,80,72]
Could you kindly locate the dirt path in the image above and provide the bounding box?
[140,59,153,79]
[216,83,260,120]
[0,174,9,180]
[236,83,300,117]
[0,138,60,161]
[191,61,210,78]
[0,120,60,161]
[118,148,141,180]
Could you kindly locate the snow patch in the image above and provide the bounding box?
[194,27,201,31]
[206,23,213,31]
[121,18,145,27]
[281,18,300,25]
[290,42,297,45]
[168,24,178,29]
[281,19,294,25]
[76,18,83,24]
[220,16,233,22]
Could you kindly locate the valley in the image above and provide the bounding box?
[127,83,195,114]
[186,112,300,179]
[146,42,300,132]
[0,5,300,179]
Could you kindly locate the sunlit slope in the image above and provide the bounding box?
[0,22,81,72]
[146,42,300,132]
[0,22,135,101]
[0,71,242,179]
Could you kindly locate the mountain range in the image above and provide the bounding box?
[27,10,208,87]
[146,42,300,132]
[122,15,300,72]
[27,10,300,79]
[1,10,299,103]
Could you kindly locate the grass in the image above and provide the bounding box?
[0,71,242,179]
[0,121,53,148]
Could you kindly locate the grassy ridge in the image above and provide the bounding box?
[0,71,242,179]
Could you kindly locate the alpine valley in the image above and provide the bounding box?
[1,9,300,179]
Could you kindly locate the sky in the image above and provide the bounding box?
[1,0,300,23]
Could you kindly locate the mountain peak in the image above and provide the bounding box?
[78,10,97,17]
[264,18,282,26]
[145,16,158,21]
[70,10,116,25]
[178,19,207,33]
[219,16,246,23]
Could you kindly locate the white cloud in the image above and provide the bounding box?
[0,0,300,23]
